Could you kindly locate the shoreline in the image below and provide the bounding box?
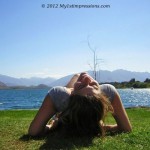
[126,106,150,109]
[0,106,150,111]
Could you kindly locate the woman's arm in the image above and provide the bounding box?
[104,91,132,133]
[65,73,80,88]
[28,94,57,136]
[104,91,132,132]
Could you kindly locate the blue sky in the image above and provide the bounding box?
[0,0,150,78]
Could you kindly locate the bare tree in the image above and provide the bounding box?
[87,37,105,82]
[87,40,99,80]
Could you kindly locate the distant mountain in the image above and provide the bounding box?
[49,74,75,87]
[98,69,150,83]
[0,74,56,86]
[18,77,56,86]
[0,81,7,89]
[1,69,150,87]
[49,69,150,86]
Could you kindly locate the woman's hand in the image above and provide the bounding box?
[46,119,59,131]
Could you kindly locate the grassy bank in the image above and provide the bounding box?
[0,108,150,150]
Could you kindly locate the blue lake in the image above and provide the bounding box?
[0,88,150,110]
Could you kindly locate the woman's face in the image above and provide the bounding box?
[73,72,100,96]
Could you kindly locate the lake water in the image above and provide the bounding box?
[0,88,150,110]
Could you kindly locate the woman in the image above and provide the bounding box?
[28,72,132,137]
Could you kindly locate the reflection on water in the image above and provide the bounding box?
[118,88,150,108]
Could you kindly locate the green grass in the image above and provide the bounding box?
[0,108,150,150]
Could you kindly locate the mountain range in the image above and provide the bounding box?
[0,69,150,87]
[0,74,56,86]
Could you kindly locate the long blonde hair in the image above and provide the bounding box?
[57,93,112,137]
